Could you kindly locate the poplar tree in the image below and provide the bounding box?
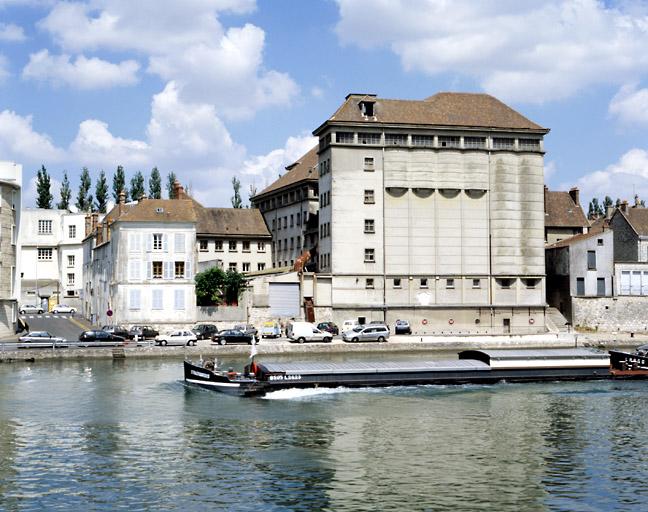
[57,171,71,210]
[166,172,177,199]
[149,167,162,199]
[36,165,53,209]
[130,171,145,200]
[94,170,109,213]
[231,176,243,208]
[112,165,129,202]
[75,167,93,212]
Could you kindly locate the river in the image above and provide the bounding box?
[0,354,647,511]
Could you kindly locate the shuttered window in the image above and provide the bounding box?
[174,289,185,310]
[174,233,185,253]
[129,289,141,310]
[152,289,163,310]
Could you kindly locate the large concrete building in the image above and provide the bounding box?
[0,162,21,337]
[19,208,86,311]
[311,92,550,333]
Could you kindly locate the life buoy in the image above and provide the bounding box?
[448,319,454,325]
[422,319,428,325]
[529,318,535,324]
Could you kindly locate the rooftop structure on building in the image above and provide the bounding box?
[544,187,589,245]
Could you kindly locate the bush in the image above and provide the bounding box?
[195,267,247,306]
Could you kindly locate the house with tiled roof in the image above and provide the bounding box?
[250,145,320,270]
[544,186,589,244]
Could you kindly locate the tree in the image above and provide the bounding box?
[166,172,177,199]
[231,176,243,208]
[94,170,109,213]
[603,196,613,210]
[194,266,247,306]
[36,165,53,209]
[130,171,145,200]
[112,165,129,202]
[223,269,247,305]
[57,171,71,210]
[149,167,162,199]
[75,167,93,212]
[588,198,604,219]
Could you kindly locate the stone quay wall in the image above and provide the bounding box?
[573,296,648,333]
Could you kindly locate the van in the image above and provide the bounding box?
[341,319,359,333]
[288,322,333,344]
[261,321,281,338]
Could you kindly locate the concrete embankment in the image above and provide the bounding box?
[0,332,641,364]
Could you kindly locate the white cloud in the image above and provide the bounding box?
[0,110,66,163]
[22,49,140,89]
[25,174,61,208]
[0,22,25,41]
[37,0,296,117]
[335,0,648,103]
[609,83,648,124]
[576,148,648,203]
[544,161,557,181]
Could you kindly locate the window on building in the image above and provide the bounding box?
[68,225,76,238]
[597,278,605,296]
[364,248,375,263]
[152,289,163,310]
[597,238,604,246]
[174,289,185,311]
[364,219,375,234]
[153,233,163,250]
[258,263,266,271]
[37,248,52,261]
[446,278,455,289]
[359,132,381,145]
[385,133,407,145]
[364,157,375,171]
[290,237,294,249]
[587,250,596,270]
[257,242,265,252]
[493,137,515,150]
[297,213,301,226]
[336,131,354,144]
[472,279,481,289]
[199,239,208,251]
[38,219,52,235]
[175,261,185,278]
[497,278,513,289]
[438,135,460,148]
[242,262,250,272]
[525,278,541,289]
[364,190,375,204]
[412,135,433,147]
[242,241,250,252]
[214,240,223,251]
[272,219,276,231]
[67,255,75,267]
[129,289,141,310]
[174,233,186,253]
[229,241,237,252]
[67,273,75,286]
[576,277,585,295]
[464,136,486,149]
[393,278,402,288]
[152,261,163,279]
[518,139,541,151]
[420,278,428,288]
[290,215,294,227]
[366,278,374,289]
[229,262,237,271]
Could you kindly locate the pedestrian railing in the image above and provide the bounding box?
[0,340,154,351]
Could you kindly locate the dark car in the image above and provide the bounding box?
[79,330,125,342]
[317,322,339,335]
[212,329,255,345]
[394,319,411,335]
[102,325,134,340]
[192,324,219,340]
[129,325,159,339]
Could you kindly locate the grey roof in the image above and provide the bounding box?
[194,204,271,238]
[616,207,648,236]
[544,190,589,228]
[260,359,489,375]
[461,348,609,361]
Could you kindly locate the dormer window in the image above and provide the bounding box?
[360,100,375,117]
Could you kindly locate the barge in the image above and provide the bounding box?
[183,347,646,397]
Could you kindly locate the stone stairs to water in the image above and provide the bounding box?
[546,307,570,333]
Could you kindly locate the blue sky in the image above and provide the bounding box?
[3,0,648,210]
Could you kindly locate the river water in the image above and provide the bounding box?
[0,354,647,511]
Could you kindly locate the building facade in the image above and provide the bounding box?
[19,208,86,310]
[311,92,549,333]
[251,146,320,270]
[0,162,21,337]
[544,187,589,244]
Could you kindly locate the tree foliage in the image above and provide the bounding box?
[231,176,243,208]
[95,170,109,213]
[130,171,145,200]
[57,171,71,210]
[149,167,162,199]
[36,165,53,209]
[166,172,177,199]
[195,267,247,306]
[112,165,129,202]
[75,167,93,212]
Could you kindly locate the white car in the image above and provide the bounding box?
[19,331,65,343]
[19,304,44,314]
[52,304,76,314]
[155,330,198,346]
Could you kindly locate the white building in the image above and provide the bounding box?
[0,162,21,337]
[83,195,197,327]
[19,208,86,310]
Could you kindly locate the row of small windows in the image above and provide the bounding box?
[198,239,265,253]
[363,277,541,289]
[273,237,303,253]
[319,253,330,269]
[319,159,331,177]
[319,191,331,207]
[129,288,187,311]
[38,219,77,238]
[228,262,265,272]
[257,186,317,212]
[328,132,541,151]
[271,212,308,231]
[320,222,331,238]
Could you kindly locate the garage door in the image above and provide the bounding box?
[269,283,300,317]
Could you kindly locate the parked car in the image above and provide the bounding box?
[102,325,134,340]
[192,324,219,340]
[288,322,333,343]
[155,330,198,346]
[233,324,259,341]
[341,319,359,333]
[369,320,390,330]
[79,330,125,342]
[19,331,64,343]
[19,304,44,314]
[129,325,159,339]
[261,321,281,338]
[317,322,339,335]
[342,325,390,343]
[51,304,76,314]
[394,319,411,335]
[212,329,256,345]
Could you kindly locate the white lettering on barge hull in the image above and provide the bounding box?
[268,375,302,381]
[191,370,211,379]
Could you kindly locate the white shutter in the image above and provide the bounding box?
[164,261,173,279]
[147,234,153,252]
[175,233,185,253]
[631,271,642,295]
[174,289,185,310]
[621,271,631,295]
[642,272,648,296]
[129,233,136,252]
[185,259,192,279]
[129,259,141,280]
[135,233,143,252]
[162,234,169,252]
[129,289,141,310]
[147,261,153,280]
[152,289,163,310]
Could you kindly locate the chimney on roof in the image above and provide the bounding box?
[606,206,614,219]
[621,200,629,213]
[85,214,92,237]
[139,193,147,202]
[173,180,188,200]
[635,194,641,207]
[568,187,580,206]
[118,189,126,215]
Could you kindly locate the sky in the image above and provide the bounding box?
[3,0,648,211]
